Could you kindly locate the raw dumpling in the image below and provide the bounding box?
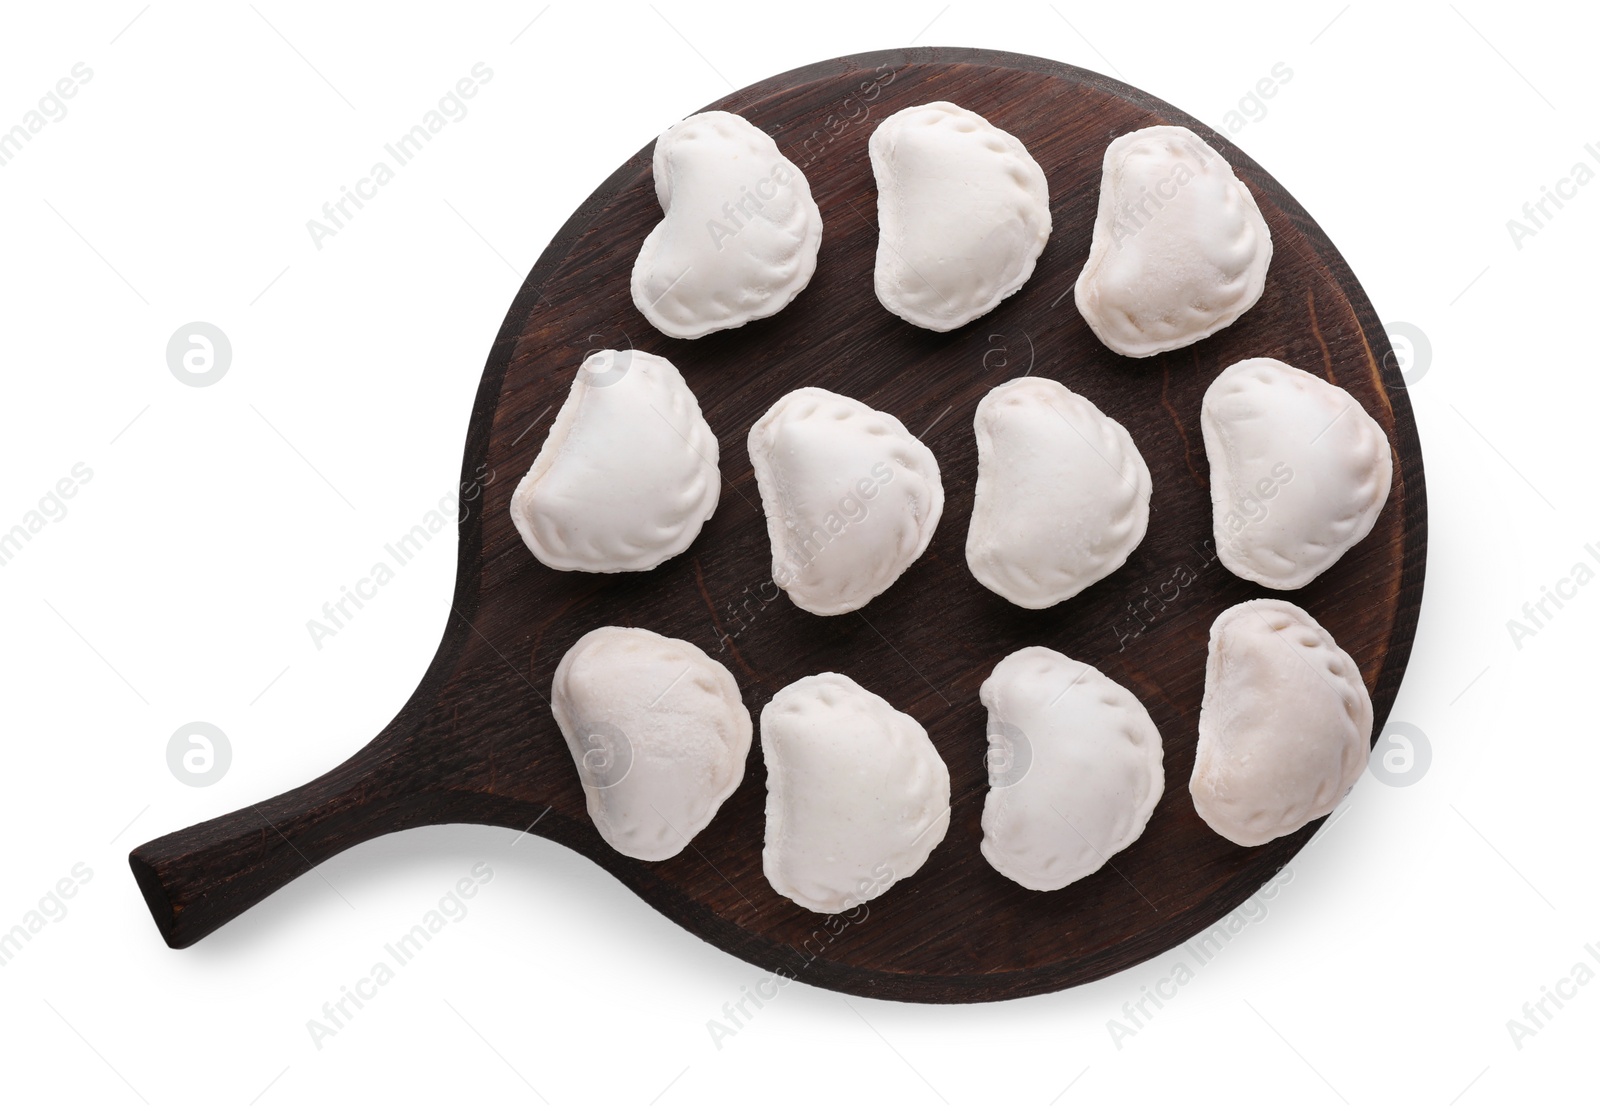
[748,387,943,615]
[980,647,1164,891]
[1190,600,1370,846]
[870,101,1051,331]
[966,377,1151,608]
[510,349,719,573]
[1074,125,1271,357]
[631,110,823,339]
[761,673,950,913]
[1202,357,1392,589]
[551,626,752,861]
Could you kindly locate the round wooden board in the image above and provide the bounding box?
[458,46,1427,1002]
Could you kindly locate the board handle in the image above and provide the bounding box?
[128,755,439,949]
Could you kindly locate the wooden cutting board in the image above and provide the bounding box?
[130,46,1426,1003]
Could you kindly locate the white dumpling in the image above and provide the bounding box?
[870,101,1051,331]
[510,349,719,573]
[631,111,823,340]
[966,377,1151,608]
[748,387,943,615]
[1074,125,1271,357]
[761,673,950,913]
[1190,600,1370,847]
[1202,357,1392,589]
[980,648,1164,891]
[551,626,751,861]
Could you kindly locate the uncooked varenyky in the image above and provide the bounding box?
[1202,357,1392,589]
[631,111,823,340]
[509,349,719,573]
[1190,599,1370,846]
[1075,125,1271,357]
[748,387,943,615]
[761,672,950,913]
[980,647,1164,891]
[552,626,751,861]
[966,377,1150,608]
[870,101,1051,331]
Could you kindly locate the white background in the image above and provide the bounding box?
[0,1,1593,1107]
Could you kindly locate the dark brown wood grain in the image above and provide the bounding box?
[129,47,1427,1002]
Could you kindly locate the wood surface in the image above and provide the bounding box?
[129,47,1427,1002]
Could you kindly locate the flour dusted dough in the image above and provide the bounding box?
[980,647,1164,890]
[1075,126,1271,357]
[1202,357,1392,590]
[632,111,822,339]
[552,627,751,861]
[748,387,943,615]
[510,349,719,573]
[966,377,1150,608]
[870,101,1051,331]
[1190,600,1370,846]
[761,673,950,913]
